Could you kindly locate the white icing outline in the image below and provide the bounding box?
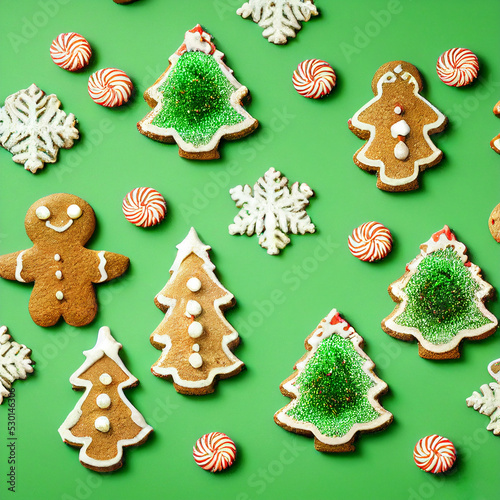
[46,219,73,233]
[152,227,244,388]
[350,65,446,187]
[138,28,257,154]
[58,327,153,470]
[275,309,392,447]
[383,227,498,354]
[15,250,26,283]
[97,251,107,283]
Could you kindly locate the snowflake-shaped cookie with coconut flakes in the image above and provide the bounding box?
[0,326,34,404]
[466,358,500,436]
[229,167,315,255]
[237,0,318,45]
[0,84,79,173]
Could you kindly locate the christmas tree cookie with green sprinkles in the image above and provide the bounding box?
[382,226,498,360]
[274,309,393,452]
[137,25,258,160]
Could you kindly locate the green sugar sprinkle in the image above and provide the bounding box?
[152,51,245,147]
[287,334,379,438]
[395,246,492,344]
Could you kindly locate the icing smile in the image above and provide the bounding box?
[45,219,74,233]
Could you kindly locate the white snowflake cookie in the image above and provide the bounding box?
[0,84,79,173]
[0,326,34,404]
[229,167,315,255]
[237,0,318,45]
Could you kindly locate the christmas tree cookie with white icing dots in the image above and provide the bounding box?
[382,226,498,359]
[0,193,129,327]
[137,25,258,160]
[150,228,244,395]
[274,309,392,452]
[348,61,447,192]
[59,327,153,472]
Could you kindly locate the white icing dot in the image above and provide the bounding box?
[96,393,111,409]
[186,277,202,292]
[391,119,410,138]
[394,141,410,160]
[54,254,61,261]
[99,373,112,385]
[94,416,110,433]
[67,204,82,219]
[36,206,50,220]
[55,291,64,300]
[189,352,203,369]
[55,270,63,280]
[185,300,202,317]
[192,343,200,352]
[394,106,402,115]
[188,321,203,338]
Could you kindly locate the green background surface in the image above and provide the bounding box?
[0,1,499,499]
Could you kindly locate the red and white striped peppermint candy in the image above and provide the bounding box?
[292,59,336,99]
[414,435,456,474]
[50,32,92,72]
[193,432,236,472]
[122,187,166,227]
[348,222,392,262]
[436,48,479,87]
[88,68,133,107]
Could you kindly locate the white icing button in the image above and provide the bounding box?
[394,106,402,115]
[67,204,82,219]
[36,206,50,220]
[186,277,202,292]
[185,300,202,317]
[94,416,110,433]
[96,393,111,409]
[55,270,63,280]
[192,343,200,352]
[391,119,410,138]
[189,352,203,369]
[99,373,112,385]
[188,321,203,338]
[55,291,64,300]
[394,141,410,160]
[54,254,61,261]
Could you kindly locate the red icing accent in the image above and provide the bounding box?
[431,225,454,242]
[492,219,495,225]
[176,24,216,56]
[397,135,406,142]
[405,264,410,272]
[464,261,471,267]
[330,313,343,325]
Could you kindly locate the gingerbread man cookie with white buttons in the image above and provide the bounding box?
[0,193,129,327]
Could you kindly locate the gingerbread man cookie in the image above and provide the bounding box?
[348,61,447,192]
[0,194,129,327]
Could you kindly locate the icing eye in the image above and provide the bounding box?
[36,206,50,220]
[67,204,82,219]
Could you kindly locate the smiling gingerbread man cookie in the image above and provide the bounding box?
[0,193,129,327]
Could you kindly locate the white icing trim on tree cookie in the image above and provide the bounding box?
[350,64,446,187]
[152,228,243,389]
[384,226,498,354]
[58,327,153,470]
[275,309,392,446]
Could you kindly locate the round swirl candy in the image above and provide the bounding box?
[50,32,92,72]
[122,187,167,227]
[292,59,336,99]
[193,432,236,472]
[436,48,479,87]
[414,435,456,474]
[348,222,392,262]
[88,68,133,107]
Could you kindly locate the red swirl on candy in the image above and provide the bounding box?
[348,222,392,262]
[88,68,133,107]
[413,435,456,474]
[436,48,479,87]
[193,432,236,472]
[50,33,92,72]
[122,187,166,227]
[292,59,336,99]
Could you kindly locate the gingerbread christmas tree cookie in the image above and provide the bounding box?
[348,61,447,192]
[275,309,392,452]
[58,327,153,472]
[0,193,129,327]
[150,228,244,395]
[382,226,497,359]
[137,25,258,160]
